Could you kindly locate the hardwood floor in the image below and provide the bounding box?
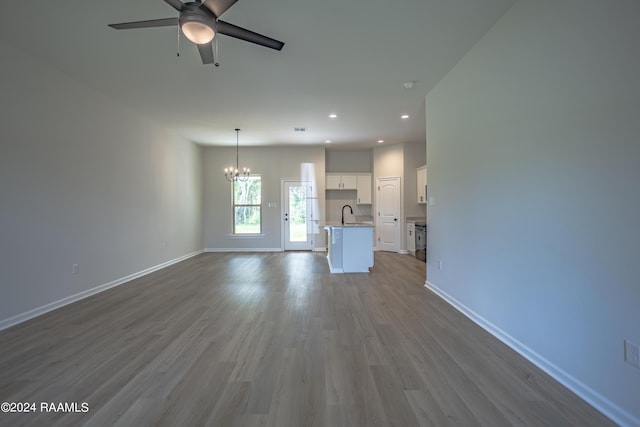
[0,252,614,426]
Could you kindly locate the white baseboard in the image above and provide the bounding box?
[205,248,327,253]
[326,257,343,274]
[399,249,409,255]
[204,248,283,252]
[424,281,640,427]
[0,250,203,331]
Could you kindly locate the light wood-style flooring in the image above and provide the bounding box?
[0,252,614,426]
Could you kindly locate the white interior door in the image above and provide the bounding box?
[376,177,401,252]
[282,181,313,250]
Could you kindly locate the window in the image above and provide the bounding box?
[233,176,262,234]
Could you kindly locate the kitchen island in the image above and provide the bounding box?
[322,223,374,273]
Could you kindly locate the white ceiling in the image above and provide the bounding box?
[0,0,514,148]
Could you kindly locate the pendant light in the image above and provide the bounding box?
[224,128,250,182]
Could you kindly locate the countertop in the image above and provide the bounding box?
[406,217,426,223]
[317,222,375,228]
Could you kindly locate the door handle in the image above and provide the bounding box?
[394,218,397,222]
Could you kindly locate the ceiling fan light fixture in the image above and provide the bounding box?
[109,1,285,64]
[180,14,216,45]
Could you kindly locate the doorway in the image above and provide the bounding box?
[282,180,314,250]
[376,177,401,252]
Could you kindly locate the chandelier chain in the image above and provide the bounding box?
[224,128,250,182]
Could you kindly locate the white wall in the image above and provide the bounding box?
[425,1,640,425]
[203,146,325,250]
[0,40,203,327]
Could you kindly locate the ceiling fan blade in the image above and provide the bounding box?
[197,42,215,64]
[202,0,238,18]
[217,20,284,51]
[164,0,185,12]
[109,18,178,30]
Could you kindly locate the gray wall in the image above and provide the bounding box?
[203,146,326,250]
[0,40,204,327]
[425,0,640,425]
[373,144,404,180]
[403,141,427,220]
[326,150,372,173]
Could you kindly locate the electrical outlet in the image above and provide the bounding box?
[438,260,443,270]
[624,340,640,369]
[72,264,79,275]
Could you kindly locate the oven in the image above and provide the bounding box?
[414,222,426,262]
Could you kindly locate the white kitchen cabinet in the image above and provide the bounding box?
[326,174,357,190]
[407,222,415,254]
[326,174,371,204]
[326,174,342,189]
[341,175,357,189]
[356,174,372,204]
[417,166,427,204]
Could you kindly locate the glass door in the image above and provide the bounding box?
[283,181,313,250]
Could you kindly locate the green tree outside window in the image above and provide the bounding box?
[233,176,261,234]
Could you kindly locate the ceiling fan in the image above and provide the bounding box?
[108,0,284,65]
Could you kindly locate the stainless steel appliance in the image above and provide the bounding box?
[414,222,426,262]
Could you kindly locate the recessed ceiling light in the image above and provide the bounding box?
[325,140,332,144]
[377,139,384,144]
[401,114,410,119]
[328,114,337,118]
[403,81,416,89]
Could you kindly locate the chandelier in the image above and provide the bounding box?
[224,128,250,182]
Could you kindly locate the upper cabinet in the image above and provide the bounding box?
[326,174,357,190]
[325,174,342,190]
[356,175,372,204]
[417,166,427,204]
[326,173,372,205]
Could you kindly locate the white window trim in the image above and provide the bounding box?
[231,175,263,235]
[226,233,265,239]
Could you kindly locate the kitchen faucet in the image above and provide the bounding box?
[341,204,353,225]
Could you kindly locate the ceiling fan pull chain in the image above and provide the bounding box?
[214,35,220,67]
[176,26,181,57]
